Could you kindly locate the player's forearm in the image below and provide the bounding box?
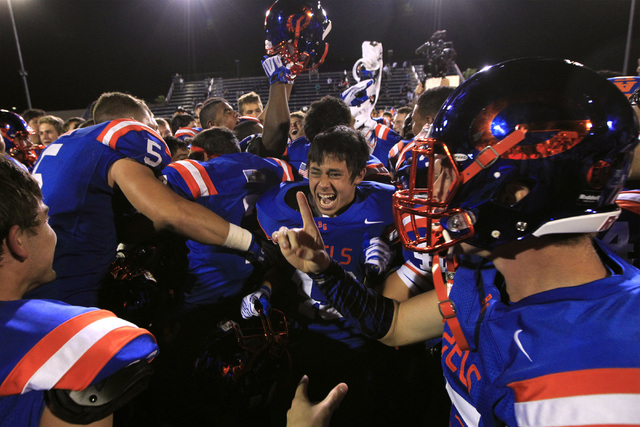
[261,82,291,157]
[112,159,243,249]
[159,195,233,246]
[308,258,396,341]
[309,259,444,346]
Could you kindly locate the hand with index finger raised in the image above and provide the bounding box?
[273,191,331,274]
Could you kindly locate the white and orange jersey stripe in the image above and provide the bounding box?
[509,368,640,426]
[175,127,200,140]
[374,123,391,140]
[617,189,640,215]
[0,309,155,396]
[267,157,296,182]
[97,119,168,155]
[388,140,407,160]
[166,159,217,199]
[395,140,415,174]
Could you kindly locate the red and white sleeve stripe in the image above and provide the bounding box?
[0,310,155,396]
[509,368,640,426]
[167,160,217,198]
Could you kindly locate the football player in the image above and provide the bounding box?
[285,95,391,182]
[289,111,306,142]
[273,58,640,425]
[163,126,295,313]
[246,126,403,425]
[250,126,396,331]
[238,91,264,118]
[0,155,158,426]
[26,92,280,307]
[598,77,640,267]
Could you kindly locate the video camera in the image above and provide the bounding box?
[415,30,458,81]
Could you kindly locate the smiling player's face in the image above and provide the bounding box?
[308,155,364,217]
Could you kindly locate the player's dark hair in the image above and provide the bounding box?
[62,117,84,133]
[199,97,227,129]
[78,119,94,129]
[234,120,263,142]
[308,125,368,182]
[303,96,352,143]
[163,136,189,158]
[0,156,43,261]
[93,92,147,124]
[191,127,240,157]
[170,114,195,134]
[21,109,46,123]
[414,86,456,119]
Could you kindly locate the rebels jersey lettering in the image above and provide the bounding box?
[598,189,640,268]
[164,153,294,308]
[442,245,640,426]
[257,181,395,348]
[26,120,172,307]
[0,299,158,426]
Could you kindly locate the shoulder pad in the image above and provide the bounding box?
[95,119,172,172]
[44,360,153,425]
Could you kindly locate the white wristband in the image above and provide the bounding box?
[224,223,253,252]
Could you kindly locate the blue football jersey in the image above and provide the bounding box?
[26,120,172,307]
[257,180,396,348]
[285,136,310,178]
[442,245,640,426]
[364,122,403,166]
[164,153,295,309]
[0,299,158,426]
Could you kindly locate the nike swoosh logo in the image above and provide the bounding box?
[364,219,384,224]
[514,329,532,362]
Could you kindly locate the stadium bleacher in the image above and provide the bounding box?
[150,64,423,118]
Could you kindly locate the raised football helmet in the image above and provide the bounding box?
[0,109,42,168]
[265,0,331,76]
[394,58,639,252]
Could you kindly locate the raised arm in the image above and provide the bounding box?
[109,158,231,246]
[260,82,293,158]
[109,158,279,268]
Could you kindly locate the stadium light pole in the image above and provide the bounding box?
[622,0,636,74]
[7,0,32,109]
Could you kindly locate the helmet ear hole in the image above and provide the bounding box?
[586,160,612,190]
[495,181,531,206]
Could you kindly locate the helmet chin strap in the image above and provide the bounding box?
[461,129,526,183]
[431,227,469,351]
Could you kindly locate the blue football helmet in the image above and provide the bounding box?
[0,109,33,151]
[0,110,41,168]
[394,58,639,252]
[264,0,331,76]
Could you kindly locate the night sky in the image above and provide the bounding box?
[1,0,637,113]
